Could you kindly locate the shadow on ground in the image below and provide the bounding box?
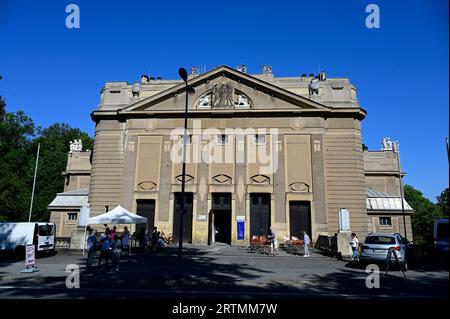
[1,246,448,299]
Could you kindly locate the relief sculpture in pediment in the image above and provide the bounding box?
[197,82,251,109]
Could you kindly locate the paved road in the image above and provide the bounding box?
[0,244,448,299]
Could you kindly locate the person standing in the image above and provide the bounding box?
[151,226,159,252]
[111,235,122,272]
[85,229,97,272]
[138,227,146,251]
[268,226,278,256]
[98,234,110,266]
[303,231,311,257]
[122,226,130,256]
[350,233,359,261]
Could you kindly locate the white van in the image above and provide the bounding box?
[0,222,56,257]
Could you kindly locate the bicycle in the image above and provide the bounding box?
[160,231,174,245]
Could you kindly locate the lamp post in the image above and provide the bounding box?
[393,141,407,240]
[177,67,189,278]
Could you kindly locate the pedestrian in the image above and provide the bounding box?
[268,226,278,256]
[122,226,130,256]
[350,232,359,261]
[151,226,159,252]
[303,231,311,257]
[85,229,97,272]
[111,235,122,272]
[100,227,110,242]
[111,226,117,241]
[98,234,110,266]
[138,227,146,251]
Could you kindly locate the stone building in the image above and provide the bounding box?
[48,146,91,246]
[49,65,414,247]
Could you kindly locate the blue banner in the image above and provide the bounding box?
[237,221,245,240]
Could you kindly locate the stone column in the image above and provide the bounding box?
[311,134,327,233]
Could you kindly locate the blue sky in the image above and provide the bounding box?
[0,0,448,201]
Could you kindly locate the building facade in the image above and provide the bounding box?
[49,65,414,247]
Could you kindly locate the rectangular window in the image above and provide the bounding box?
[217,134,228,145]
[379,217,392,226]
[68,213,78,221]
[255,134,266,144]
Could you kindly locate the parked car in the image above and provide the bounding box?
[434,219,449,254]
[360,233,410,270]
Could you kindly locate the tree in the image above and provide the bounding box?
[26,123,93,222]
[436,188,449,217]
[0,102,36,222]
[0,96,5,121]
[404,185,443,244]
[0,98,93,222]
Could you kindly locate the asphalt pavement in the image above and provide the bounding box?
[0,244,448,299]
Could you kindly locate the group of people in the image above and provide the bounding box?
[135,226,168,252]
[85,225,131,272]
[268,226,312,257]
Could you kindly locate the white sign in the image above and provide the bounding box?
[78,205,90,227]
[338,208,350,231]
[25,244,35,269]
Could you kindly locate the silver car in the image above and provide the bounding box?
[360,233,409,270]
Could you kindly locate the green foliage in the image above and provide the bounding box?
[436,188,449,217]
[28,124,93,221]
[0,99,93,222]
[404,184,443,244]
[0,105,36,222]
[0,96,5,121]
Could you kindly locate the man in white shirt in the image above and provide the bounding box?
[303,231,311,257]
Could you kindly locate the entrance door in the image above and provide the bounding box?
[172,193,193,243]
[250,193,271,238]
[136,200,155,232]
[211,193,232,245]
[289,201,312,239]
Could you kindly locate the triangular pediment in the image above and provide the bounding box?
[119,65,330,115]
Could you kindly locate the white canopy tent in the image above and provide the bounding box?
[83,205,147,255]
[87,205,147,225]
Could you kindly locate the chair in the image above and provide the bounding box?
[249,235,261,252]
